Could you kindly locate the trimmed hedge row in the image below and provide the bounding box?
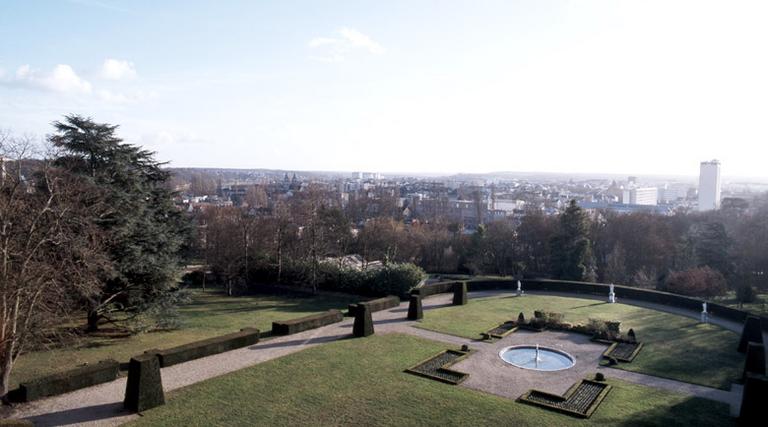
[250,261,425,299]
[348,295,400,316]
[17,359,119,402]
[272,309,344,336]
[153,328,260,367]
[413,278,768,331]
[411,281,459,298]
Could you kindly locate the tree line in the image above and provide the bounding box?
[200,193,768,302]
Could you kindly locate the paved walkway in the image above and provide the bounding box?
[7,291,745,425]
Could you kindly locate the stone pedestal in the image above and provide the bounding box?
[353,303,374,337]
[407,295,423,320]
[453,282,467,306]
[124,353,164,413]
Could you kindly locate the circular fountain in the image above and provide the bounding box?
[499,344,574,371]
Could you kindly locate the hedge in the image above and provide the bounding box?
[411,278,768,331]
[272,309,344,335]
[124,353,164,413]
[348,295,400,316]
[154,328,260,367]
[17,359,119,402]
[250,261,425,299]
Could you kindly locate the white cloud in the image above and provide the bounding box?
[97,88,157,104]
[101,58,137,80]
[141,129,208,147]
[338,28,384,55]
[308,27,384,61]
[6,64,92,94]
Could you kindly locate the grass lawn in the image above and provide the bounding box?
[128,333,734,427]
[414,294,742,389]
[713,291,768,317]
[10,290,357,388]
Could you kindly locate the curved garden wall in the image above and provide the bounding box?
[412,278,768,330]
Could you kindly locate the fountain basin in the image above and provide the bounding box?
[499,345,575,371]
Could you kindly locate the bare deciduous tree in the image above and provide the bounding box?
[0,133,107,401]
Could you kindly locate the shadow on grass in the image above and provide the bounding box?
[424,303,454,311]
[571,301,609,309]
[247,333,351,350]
[616,396,735,427]
[337,318,408,329]
[26,402,127,427]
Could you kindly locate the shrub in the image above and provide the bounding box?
[586,318,608,337]
[594,372,605,381]
[605,321,621,338]
[180,270,205,287]
[737,285,758,304]
[661,266,727,298]
[250,261,425,299]
[547,312,565,325]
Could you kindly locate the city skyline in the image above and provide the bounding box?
[2,1,768,177]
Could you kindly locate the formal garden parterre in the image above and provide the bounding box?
[7,278,767,426]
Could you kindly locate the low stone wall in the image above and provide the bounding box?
[414,278,768,331]
[16,359,120,402]
[271,309,344,336]
[154,328,260,367]
[348,295,400,316]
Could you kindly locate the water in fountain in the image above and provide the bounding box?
[500,345,575,371]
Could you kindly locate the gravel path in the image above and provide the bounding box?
[6,290,746,425]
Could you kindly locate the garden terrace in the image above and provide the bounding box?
[415,294,742,389]
[10,290,357,389]
[124,334,734,426]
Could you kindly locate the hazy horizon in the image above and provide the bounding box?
[2,1,768,177]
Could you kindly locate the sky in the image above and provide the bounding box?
[1,0,767,177]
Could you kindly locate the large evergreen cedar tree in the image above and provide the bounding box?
[0,130,108,400]
[49,115,189,331]
[550,200,596,281]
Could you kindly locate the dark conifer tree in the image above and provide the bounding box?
[50,115,190,331]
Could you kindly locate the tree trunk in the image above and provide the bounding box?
[0,343,14,403]
[86,309,100,332]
